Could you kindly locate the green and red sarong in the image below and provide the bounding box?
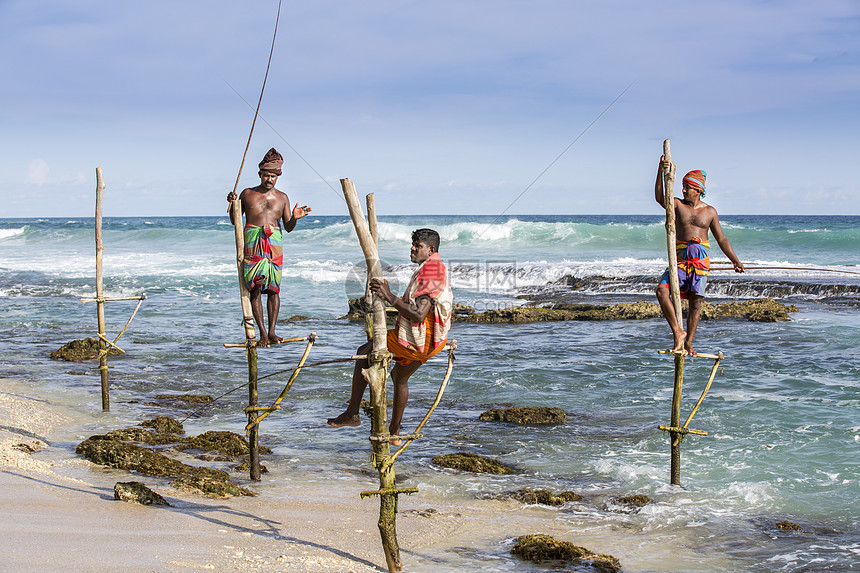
[243,224,283,294]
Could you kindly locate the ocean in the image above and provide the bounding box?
[1,214,858,572]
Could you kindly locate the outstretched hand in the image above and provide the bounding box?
[733,261,745,273]
[293,204,311,220]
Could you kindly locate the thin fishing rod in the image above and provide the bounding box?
[230,0,283,196]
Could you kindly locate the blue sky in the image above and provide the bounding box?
[1,0,858,217]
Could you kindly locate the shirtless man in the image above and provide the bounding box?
[327,229,453,445]
[655,156,744,356]
[227,148,311,347]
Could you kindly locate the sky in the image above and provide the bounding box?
[1,0,859,217]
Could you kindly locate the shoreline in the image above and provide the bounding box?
[0,376,484,572]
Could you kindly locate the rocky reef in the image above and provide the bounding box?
[345,297,797,324]
[510,533,621,573]
[479,406,567,425]
[76,416,263,497]
[431,452,515,475]
[50,337,123,361]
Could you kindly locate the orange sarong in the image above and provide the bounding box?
[387,315,445,366]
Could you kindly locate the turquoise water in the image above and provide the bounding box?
[1,215,858,571]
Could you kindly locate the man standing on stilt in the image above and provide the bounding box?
[228,148,311,347]
[655,156,744,356]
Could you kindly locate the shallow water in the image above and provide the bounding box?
[1,215,858,571]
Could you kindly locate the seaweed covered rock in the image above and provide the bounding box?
[176,430,272,457]
[140,416,184,435]
[145,394,214,408]
[448,298,795,324]
[511,534,621,573]
[776,520,802,531]
[50,338,122,361]
[479,406,567,425]
[76,435,254,497]
[616,494,653,508]
[431,452,515,475]
[495,488,582,506]
[700,298,798,322]
[105,427,180,446]
[114,481,170,506]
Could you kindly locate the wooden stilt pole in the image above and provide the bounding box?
[94,167,110,412]
[230,200,261,481]
[341,178,402,572]
[662,139,685,486]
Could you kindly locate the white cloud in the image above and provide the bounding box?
[26,159,50,185]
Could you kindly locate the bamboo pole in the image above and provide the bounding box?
[230,199,261,481]
[341,178,402,573]
[662,139,685,486]
[94,167,110,411]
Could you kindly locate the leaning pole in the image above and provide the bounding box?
[662,139,685,486]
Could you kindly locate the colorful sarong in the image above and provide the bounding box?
[243,224,283,294]
[393,252,453,360]
[387,315,444,366]
[659,237,710,299]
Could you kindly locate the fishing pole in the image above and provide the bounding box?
[229,0,283,196]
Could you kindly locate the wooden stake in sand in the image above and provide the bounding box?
[81,167,146,412]
[341,178,406,572]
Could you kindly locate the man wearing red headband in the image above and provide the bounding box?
[228,148,311,347]
[655,156,744,356]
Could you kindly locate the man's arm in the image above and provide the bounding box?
[370,278,432,323]
[709,211,744,272]
[281,194,311,233]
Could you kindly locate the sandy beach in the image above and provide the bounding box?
[0,377,487,573]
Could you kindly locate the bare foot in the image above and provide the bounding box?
[258,335,270,348]
[268,335,284,345]
[389,426,402,447]
[672,329,687,352]
[684,342,697,357]
[327,412,361,427]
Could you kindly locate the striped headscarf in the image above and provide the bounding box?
[683,170,707,197]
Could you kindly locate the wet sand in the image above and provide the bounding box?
[0,377,476,573]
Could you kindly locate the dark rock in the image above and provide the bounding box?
[175,431,272,457]
[616,494,653,508]
[431,452,515,475]
[511,534,621,573]
[114,481,170,506]
[776,520,802,531]
[76,435,254,497]
[479,407,567,425]
[50,338,122,362]
[152,394,213,404]
[140,416,184,435]
[104,427,179,446]
[495,488,582,506]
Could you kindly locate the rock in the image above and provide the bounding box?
[144,394,214,409]
[616,494,653,508]
[444,298,795,324]
[479,406,567,425]
[140,416,184,435]
[776,520,802,531]
[495,488,581,506]
[431,452,515,475]
[176,431,272,457]
[50,338,122,361]
[104,427,180,446]
[511,534,621,573]
[114,481,170,506]
[76,435,254,497]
